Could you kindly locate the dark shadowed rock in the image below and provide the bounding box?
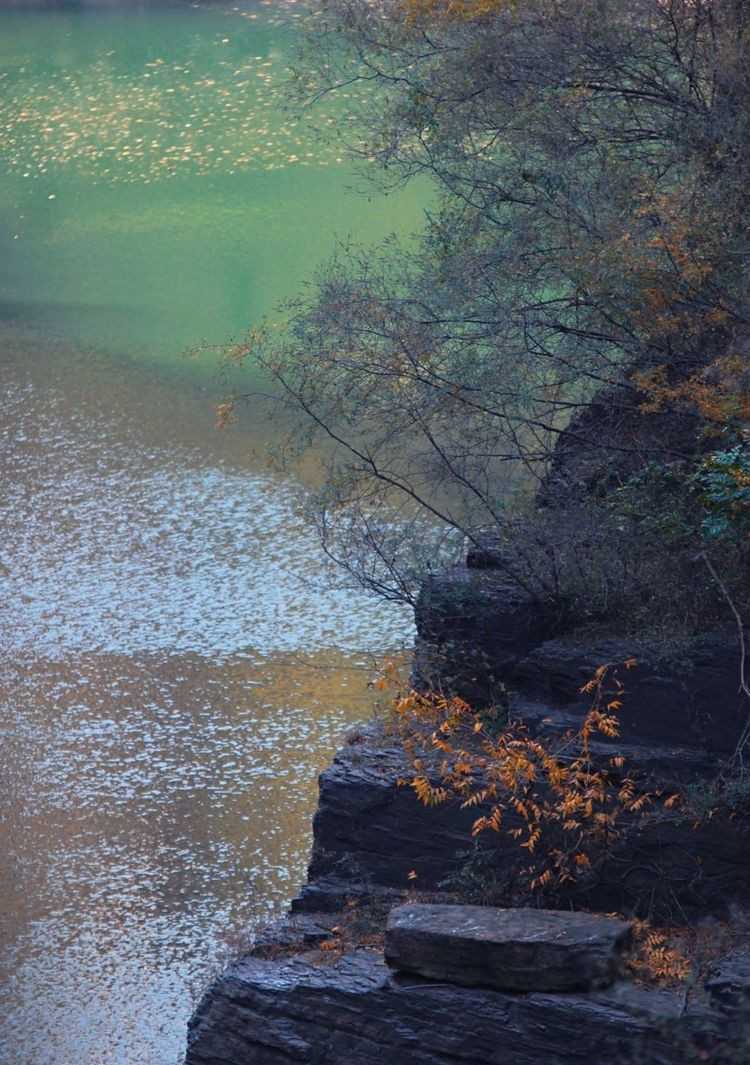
[292,874,407,915]
[512,698,718,788]
[465,531,509,569]
[512,632,745,753]
[574,814,750,919]
[249,913,339,956]
[537,384,703,506]
[293,722,750,921]
[186,947,692,1065]
[297,723,501,904]
[385,903,633,992]
[706,948,750,1014]
[414,565,561,706]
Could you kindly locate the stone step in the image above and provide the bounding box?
[385,903,633,992]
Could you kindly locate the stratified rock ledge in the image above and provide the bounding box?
[185,948,688,1065]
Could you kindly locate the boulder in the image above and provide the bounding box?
[384,903,633,992]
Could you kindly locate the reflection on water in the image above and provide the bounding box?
[1,341,403,656]
[0,3,423,1059]
[0,647,387,1065]
[0,329,413,1065]
[0,1,347,182]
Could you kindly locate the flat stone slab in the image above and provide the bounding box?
[384,903,633,992]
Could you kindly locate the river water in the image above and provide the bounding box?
[0,4,419,1063]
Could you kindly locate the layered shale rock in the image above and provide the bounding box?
[706,948,750,1015]
[290,717,750,920]
[512,632,745,755]
[384,904,633,992]
[413,565,560,707]
[186,947,691,1065]
[293,725,484,911]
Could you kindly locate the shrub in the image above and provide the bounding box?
[389,660,680,893]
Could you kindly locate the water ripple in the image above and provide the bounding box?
[0,333,412,1065]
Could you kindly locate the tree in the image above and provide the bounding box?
[237,0,750,605]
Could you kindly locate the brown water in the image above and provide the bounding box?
[0,329,413,1065]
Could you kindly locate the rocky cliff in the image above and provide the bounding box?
[185,624,750,1063]
[185,374,750,1063]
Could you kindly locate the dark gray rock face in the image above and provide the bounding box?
[294,723,750,921]
[537,384,704,506]
[512,633,745,754]
[706,949,750,1014]
[413,565,559,707]
[413,563,744,762]
[250,913,340,956]
[465,532,508,570]
[186,948,689,1065]
[298,726,498,905]
[572,814,750,919]
[384,904,633,992]
[513,697,718,788]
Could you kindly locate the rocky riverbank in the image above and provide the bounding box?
[186,385,750,1063]
[185,596,750,1062]
[186,939,693,1065]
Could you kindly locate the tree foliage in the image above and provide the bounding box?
[239,0,750,601]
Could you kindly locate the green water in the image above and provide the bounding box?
[0,1,425,370]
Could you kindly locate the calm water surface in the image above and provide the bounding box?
[0,5,419,1063]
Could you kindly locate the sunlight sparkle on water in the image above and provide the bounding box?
[0,2,363,184]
